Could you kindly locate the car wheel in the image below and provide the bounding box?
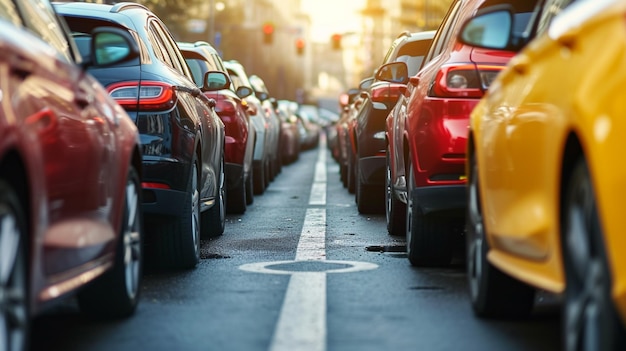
[253,161,265,195]
[154,157,200,269]
[227,165,247,215]
[0,179,29,351]
[78,165,143,316]
[386,150,406,236]
[340,162,347,187]
[264,158,271,187]
[347,150,356,194]
[405,157,452,267]
[245,167,254,206]
[356,157,384,214]
[202,156,226,237]
[562,159,625,351]
[466,153,534,317]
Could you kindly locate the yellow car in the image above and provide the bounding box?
[460,0,626,349]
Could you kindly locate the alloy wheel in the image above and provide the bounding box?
[123,177,142,300]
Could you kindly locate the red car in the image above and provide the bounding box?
[383,0,536,266]
[179,41,256,215]
[0,1,144,349]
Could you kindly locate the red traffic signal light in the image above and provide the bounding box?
[295,38,305,55]
[263,23,274,44]
[331,33,342,50]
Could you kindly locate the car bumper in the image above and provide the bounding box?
[411,184,466,216]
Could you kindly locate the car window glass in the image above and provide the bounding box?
[15,0,71,62]
[152,20,191,79]
[537,0,576,35]
[147,21,171,66]
[425,0,461,62]
[185,58,209,87]
[0,0,22,26]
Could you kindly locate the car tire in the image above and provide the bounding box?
[245,167,254,206]
[153,157,201,269]
[340,162,347,187]
[78,165,143,317]
[356,157,384,214]
[203,157,226,237]
[386,150,406,236]
[466,153,534,318]
[562,158,626,351]
[0,179,29,351]
[405,157,452,267]
[347,150,356,194]
[253,161,265,195]
[227,168,247,215]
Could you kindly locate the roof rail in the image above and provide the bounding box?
[396,30,412,39]
[110,2,150,13]
[193,41,212,47]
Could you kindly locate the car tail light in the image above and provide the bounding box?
[216,98,238,116]
[429,64,503,98]
[371,83,406,103]
[142,182,171,189]
[108,81,176,111]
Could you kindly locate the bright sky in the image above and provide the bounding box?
[300,0,366,42]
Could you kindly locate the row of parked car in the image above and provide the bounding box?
[331,0,626,349]
[0,0,331,349]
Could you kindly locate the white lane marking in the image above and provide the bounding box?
[295,208,326,261]
[239,260,379,275]
[270,273,326,351]
[309,138,327,205]
[271,137,328,351]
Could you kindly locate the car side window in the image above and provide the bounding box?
[536,0,576,35]
[13,0,72,62]
[147,20,176,69]
[0,0,22,26]
[424,0,461,63]
[152,20,193,80]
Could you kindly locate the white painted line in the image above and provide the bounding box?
[309,137,327,205]
[271,140,328,351]
[269,273,326,351]
[239,260,378,275]
[295,208,326,261]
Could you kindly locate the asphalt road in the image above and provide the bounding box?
[31,136,562,351]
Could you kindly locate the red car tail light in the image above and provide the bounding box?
[429,64,503,98]
[142,182,171,189]
[371,83,406,103]
[215,98,238,116]
[108,81,176,111]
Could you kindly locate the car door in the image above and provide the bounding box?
[479,0,577,258]
[11,0,116,274]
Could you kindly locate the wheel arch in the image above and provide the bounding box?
[559,132,584,229]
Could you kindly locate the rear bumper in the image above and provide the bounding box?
[411,184,466,216]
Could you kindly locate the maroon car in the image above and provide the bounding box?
[0,0,144,349]
[179,41,256,215]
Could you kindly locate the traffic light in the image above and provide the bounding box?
[295,38,305,56]
[331,33,342,50]
[263,22,274,44]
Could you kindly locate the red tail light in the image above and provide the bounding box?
[215,99,238,116]
[107,81,176,111]
[429,64,503,98]
[370,83,406,103]
[142,182,171,189]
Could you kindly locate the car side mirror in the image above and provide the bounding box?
[89,27,140,67]
[236,86,253,99]
[203,71,230,91]
[458,7,514,50]
[375,62,409,84]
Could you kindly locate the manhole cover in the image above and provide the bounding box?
[267,261,352,272]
